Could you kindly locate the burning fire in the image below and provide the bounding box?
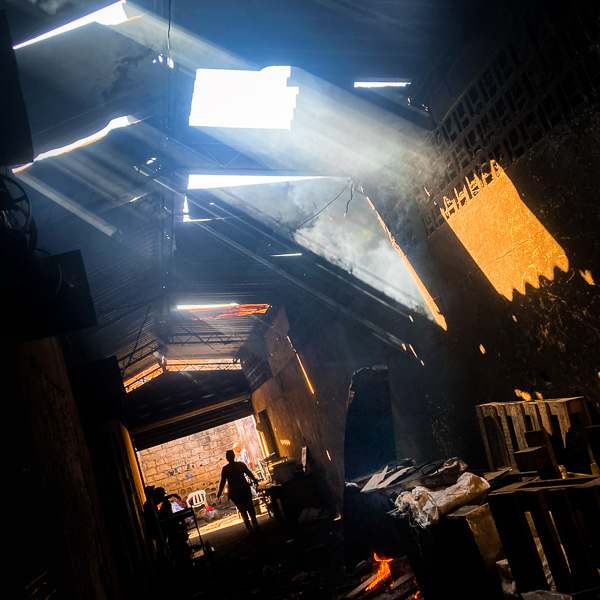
[365,553,393,591]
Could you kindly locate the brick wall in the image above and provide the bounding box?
[137,416,261,504]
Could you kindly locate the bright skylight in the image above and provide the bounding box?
[177,303,239,310]
[187,174,325,190]
[354,81,411,88]
[189,66,299,130]
[13,116,136,173]
[13,1,129,50]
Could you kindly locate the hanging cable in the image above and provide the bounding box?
[166,0,172,134]
[289,179,352,233]
[344,182,354,217]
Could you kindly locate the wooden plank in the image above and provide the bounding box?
[524,429,561,479]
[558,397,592,426]
[377,466,413,489]
[505,402,529,451]
[545,487,600,591]
[543,397,590,449]
[514,446,560,480]
[517,477,598,490]
[390,571,414,590]
[523,402,542,430]
[570,483,600,569]
[548,400,574,447]
[361,467,388,492]
[488,487,549,592]
[345,574,378,598]
[480,404,512,470]
[534,401,554,436]
[521,488,573,592]
[495,404,519,469]
[477,405,496,471]
[586,425,600,470]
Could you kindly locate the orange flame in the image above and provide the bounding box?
[365,553,393,591]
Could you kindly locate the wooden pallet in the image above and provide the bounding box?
[476,397,593,471]
[488,477,600,594]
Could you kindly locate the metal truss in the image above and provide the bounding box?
[168,331,247,346]
[119,339,165,373]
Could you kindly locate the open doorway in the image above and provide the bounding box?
[136,415,267,525]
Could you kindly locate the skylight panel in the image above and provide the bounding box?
[189,66,299,130]
[177,303,239,310]
[187,174,325,190]
[13,116,137,172]
[14,1,129,50]
[354,80,411,88]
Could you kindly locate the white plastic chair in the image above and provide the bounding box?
[187,490,206,510]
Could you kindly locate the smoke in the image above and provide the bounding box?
[16,0,82,16]
[209,177,427,313]
[179,62,435,315]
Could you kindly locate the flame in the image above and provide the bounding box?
[365,553,393,591]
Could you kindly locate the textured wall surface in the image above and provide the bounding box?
[13,338,123,599]
[137,416,261,503]
[368,0,600,435]
[247,303,487,514]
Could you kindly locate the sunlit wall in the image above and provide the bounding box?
[441,161,569,301]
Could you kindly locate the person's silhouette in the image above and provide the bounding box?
[217,449,259,532]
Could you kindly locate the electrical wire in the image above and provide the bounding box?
[289,179,352,233]
[344,183,354,217]
[166,0,172,134]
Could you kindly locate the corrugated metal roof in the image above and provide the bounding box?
[125,370,253,449]
[4,0,484,384]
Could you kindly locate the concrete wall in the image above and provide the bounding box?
[137,416,261,504]
[247,304,481,514]
[7,337,123,599]
[367,0,600,468]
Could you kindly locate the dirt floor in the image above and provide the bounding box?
[152,511,413,600]
[184,513,346,599]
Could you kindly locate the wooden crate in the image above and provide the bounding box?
[477,397,593,472]
[488,477,600,594]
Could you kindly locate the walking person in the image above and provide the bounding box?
[217,449,260,532]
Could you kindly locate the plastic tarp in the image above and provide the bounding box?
[394,471,490,528]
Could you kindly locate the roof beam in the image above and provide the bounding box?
[17,172,118,237]
[146,175,410,353]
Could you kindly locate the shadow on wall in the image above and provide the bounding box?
[343,365,403,572]
[344,365,396,482]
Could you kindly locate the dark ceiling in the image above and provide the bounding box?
[1,0,489,384]
[6,0,486,86]
[125,369,254,449]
